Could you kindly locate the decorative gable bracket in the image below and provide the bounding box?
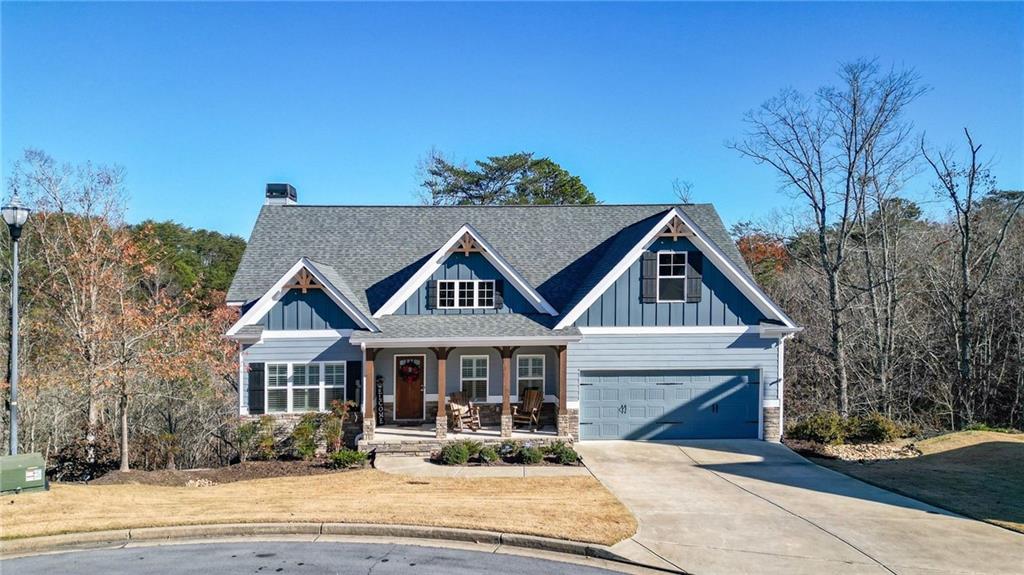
[285,269,322,293]
[658,215,692,241]
[451,232,484,256]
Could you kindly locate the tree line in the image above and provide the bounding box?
[0,150,245,477]
[731,61,1023,430]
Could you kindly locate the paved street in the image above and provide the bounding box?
[4,541,627,575]
[577,440,1024,575]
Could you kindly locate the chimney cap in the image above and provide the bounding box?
[265,183,297,205]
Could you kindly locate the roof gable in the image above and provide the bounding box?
[373,224,557,317]
[226,258,378,337]
[554,207,796,329]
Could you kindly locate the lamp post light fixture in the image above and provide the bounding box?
[2,193,30,456]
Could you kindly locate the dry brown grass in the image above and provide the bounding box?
[0,470,636,545]
[816,430,1024,533]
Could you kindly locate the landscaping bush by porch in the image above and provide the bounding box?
[433,439,582,466]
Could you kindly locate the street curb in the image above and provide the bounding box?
[0,522,684,573]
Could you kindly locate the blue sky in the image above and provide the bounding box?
[3,2,1022,238]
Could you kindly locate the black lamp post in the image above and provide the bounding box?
[2,193,30,456]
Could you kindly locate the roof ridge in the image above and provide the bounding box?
[266,203,695,208]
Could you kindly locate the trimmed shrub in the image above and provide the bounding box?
[498,440,521,461]
[439,442,471,465]
[291,413,321,460]
[478,446,499,464]
[460,440,484,459]
[236,421,262,463]
[848,413,901,444]
[546,442,580,465]
[254,416,277,460]
[519,446,544,465]
[327,448,368,469]
[787,412,847,445]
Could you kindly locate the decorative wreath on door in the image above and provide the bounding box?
[398,360,422,385]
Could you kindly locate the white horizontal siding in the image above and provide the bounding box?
[567,333,780,402]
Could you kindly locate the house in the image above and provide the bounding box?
[225,184,800,448]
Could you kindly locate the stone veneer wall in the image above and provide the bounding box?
[763,406,781,442]
[382,401,558,429]
[241,412,363,451]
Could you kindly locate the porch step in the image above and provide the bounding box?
[359,435,570,456]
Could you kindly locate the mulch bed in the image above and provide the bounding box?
[785,438,922,461]
[88,460,347,487]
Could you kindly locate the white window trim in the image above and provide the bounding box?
[265,361,346,414]
[516,354,545,397]
[437,279,496,309]
[460,355,489,402]
[656,250,687,303]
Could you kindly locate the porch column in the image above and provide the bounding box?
[555,345,570,437]
[497,346,518,438]
[363,347,380,441]
[431,347,452,439]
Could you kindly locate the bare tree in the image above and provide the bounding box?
[922,129,1024,428]
[672,179,694,204]
[732,60,924,416]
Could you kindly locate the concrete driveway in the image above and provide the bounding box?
[576,440,1024,575]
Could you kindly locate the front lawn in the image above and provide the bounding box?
[813,430,1024,533]
[0,469,636,545]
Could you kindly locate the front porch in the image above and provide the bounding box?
[354,340,578,445]
[359,422,562,455]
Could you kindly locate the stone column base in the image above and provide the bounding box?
[435,415,447,439]
[557,408,580,441]
[763,406,781,442]
[500,414,513,438]
[362,417,376,442]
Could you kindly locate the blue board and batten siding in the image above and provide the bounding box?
[259,290,360,330]
[396,253,534,315]
[575,238,766,327]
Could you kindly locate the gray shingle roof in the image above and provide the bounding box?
[350,314,580,342]
[230,203,746,307]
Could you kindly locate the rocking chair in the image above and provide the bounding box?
[447,391,481,432]
[512,388,544,431]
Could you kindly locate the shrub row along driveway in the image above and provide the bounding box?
[0,469,635,545]
[576,440,1024,575]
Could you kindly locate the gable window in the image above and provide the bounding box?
[437,280,496,309]
[657,252,687,302]
[516,355,545,397]
[461,355,488,401]
[265,362,345,413]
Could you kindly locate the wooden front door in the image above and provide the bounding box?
[395,355,425,420]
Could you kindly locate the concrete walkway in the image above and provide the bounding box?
[576,440,1024,575]
[374,455,592,477]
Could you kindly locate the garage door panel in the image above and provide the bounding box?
[579,369,759,440]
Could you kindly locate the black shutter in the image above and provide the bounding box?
[346,360,363,408]
[641,252,658,303]
[425,280,438,310]
[686,252,703,303]
[247,362,265,415]
[494,279,505,309]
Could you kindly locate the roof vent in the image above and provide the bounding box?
[265,183,297,206]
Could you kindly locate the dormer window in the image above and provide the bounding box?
[437,279,496,309]
[657,252,687,302]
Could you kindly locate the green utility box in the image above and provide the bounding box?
[0,453,48,494]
